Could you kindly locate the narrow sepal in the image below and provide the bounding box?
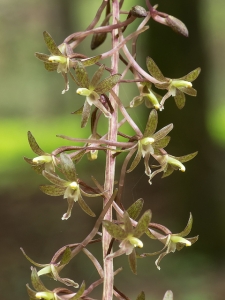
[153,136,171,151]
[39,185,65,196]
[174,90,185,109]
[59,246,72,266]
[173,151,198,163]
[75,61,89,88]
[123,211,133,234]
[35,52,50,62]
[102,221,127,240]
[94,74,121,94]
[60,153,77,182]
[146,57,168,82]
[43,170,68,187]
[177,213,193,237]
[90,65,105,89]
[28,131,45,155]
[127,198,144,220]
[127,142,142,173]
[31,267,49,292]
[81,55,102,66]
[81,101,91,128]
[179,86,197,96]
[143,109,158,138]
[44,62,58,72]
[161,164,174,178]
[70,281,85,300]
[128,249,137,274]
[133,210,151,238]
[78,193,96,217]
[43,31,62,55]
[153,124,173,141]
[179,67,201,82]
[26,284,37,300]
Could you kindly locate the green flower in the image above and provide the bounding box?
[40,153,104,219]
[35,31,100,94]
[144,214,198,270]
[26,267,85,300]
[149,150,198,184]
[135,290,173,300]
[102,210,151,274]
[24,131,56,174]
[71,62,121,127]
[127,109,173,176]
[146,57,201,110]
[130,81,161,110]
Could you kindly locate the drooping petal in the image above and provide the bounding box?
[174,89,186,109]
[161,164,174,178]
[146,57,168,82]
[62,196,75,220]
[176,213,193,237]
[39,185,65,196]
[127,142,142,173]
[128,249,137,274]
[77,192,96,217]
[81,100,91,128]
[42,170,68,187]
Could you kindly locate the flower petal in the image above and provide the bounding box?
[146,57,168,82]
[43,31,62,56]
[31,267,50,292]
[174,89,186,109]
[75,61,89,88]
[90,64,105,89]
[94,74,121,94]
[127,198,144,220]
[39,185,65,196]
[179,67,201,82]
[102,221,127,240]
[60,153,77,182]
[42,170,68,187]
[77,193,96,217]
[128,249,137,274]
[143,109,158,138]
[133,210,151,238]
[28,131,45,156]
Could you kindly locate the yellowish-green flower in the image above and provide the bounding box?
[71,62,121,127]
[149,149,198,184]
[146,56,201,110]
[40,153,104,219]
[103,210,151,274]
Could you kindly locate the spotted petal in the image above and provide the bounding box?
[143,109,158,138]
[146,57,168,82]
[43,31,62,56]
[94,74,121,94]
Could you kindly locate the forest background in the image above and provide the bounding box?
[1,0,225,299]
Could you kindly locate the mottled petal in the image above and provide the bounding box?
[43,31,62,56]
[81,55,102,66]
[173,151,198,163]
[123,211,133,234]
[174,89,186,109]
[127,142,142,173]
[133,210,151,238]
[177,213,193,237]
[28,131,45,156]
[153,124,173,141]
[128,249,137,274]
[146,57,168,82]
[102,221,127,240]
[143,109,158,138]
[127,198,144,220]
[75,61,89,88]
[77,193,96,217]
[94,74,121,94]
[31,267,49,292]
[153,136,171,151]
[39,185,65,196]
[35,52,50,62]
[179,86,197,96]
[179,67,201,82]
[81,100,91,128]
[43,170,68,187]
[44,62,58,72]
[90,64,105,89]
[60,153,77,182]
[161,164,174,178]
[59,247,72,266]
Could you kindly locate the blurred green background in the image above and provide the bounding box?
[1,0,225,299]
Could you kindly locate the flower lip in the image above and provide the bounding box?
[76,88,92,97]
[33,155,52,164]
[127,236,143,248]
[167,156,186,172]
[170,235,191,246]
[36,292,54,300]
[48,55,67,64]
[141,137,155,145]
[69,181,78,190]
[172,80,192,88]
